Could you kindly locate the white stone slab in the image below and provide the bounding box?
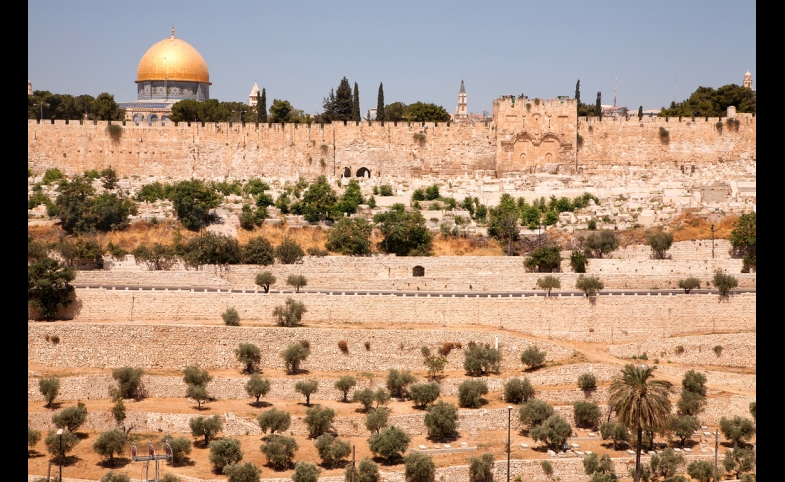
[683,448,692,453]
[627,450,636,455]
[418,445,427,450]
[520,444,529,450]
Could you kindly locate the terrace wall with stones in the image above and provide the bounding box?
[608,332,756,368]
[83,253,755,291]
[36,290,756,344]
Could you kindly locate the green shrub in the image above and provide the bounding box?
[424,400,459,440]
[275,237,305,264]
[101,471,130,482]
[257,408,291,435]
[457,380,488,408]
[504,377,535,404]
[160,434,192,464]
[519,399,554,429]
[379,184,394,196]
[242,237,275,265]
[577,373,597,392]
[260,435,298,469]
[42,168,65,185]
[403,451,435,482]
[44,429,80,461]
[463,343,501,376]
[92,429,127,466]
[292,462,321,482]
[599,421,629,449]
[223,307,240,326]
[314,434,351,468]
[541,461,553,475]
[386,369,417,400]
[573,401,602,428]
[344,457,380,482]
[222,462,261,482]
[468,452,495,482]
[368,425,410,461]
[273,298,308,327]
[570,250,588,272]
[303,405,335,438]
[677,277,700,293]
[646,230,674,259]
[520,345,547,370]
[183,365,212,387]
[409,382,441,408]
[28,426,41,449]
[282,342,311,374]
[524,245,562,272]
[719,416,755,446]
[52,401,88,432]
[713,270,738,295]
[325,218,372,255]
[530,414,572,450]
[209,438,243,471]
[583,230,619,258]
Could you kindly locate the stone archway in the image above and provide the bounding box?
[356,167,371,178]
[413,266,425,277]
[342,167,351,178]
[133,114,143,125]
[149,114,159,125]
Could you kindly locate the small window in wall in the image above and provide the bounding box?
[343,167,351,177]
[413,266,425,277]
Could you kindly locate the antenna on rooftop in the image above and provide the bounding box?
[674,76,677,104]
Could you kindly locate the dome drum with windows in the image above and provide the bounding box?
[119,27,210,124]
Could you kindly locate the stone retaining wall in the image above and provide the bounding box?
[40,290,756,344]
[27,323,574,371]
[609,332,756,368]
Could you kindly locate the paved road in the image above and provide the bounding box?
[72,284,755,297]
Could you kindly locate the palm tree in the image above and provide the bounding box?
[608,364,673,482]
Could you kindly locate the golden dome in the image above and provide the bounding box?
[136,28,210,84]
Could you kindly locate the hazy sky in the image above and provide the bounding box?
[28,1,755,115]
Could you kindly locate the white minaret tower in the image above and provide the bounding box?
[456,79,467,119]
[249,80,260,106]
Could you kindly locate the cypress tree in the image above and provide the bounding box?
[258,88,267,123]
[575,80,581,105]
[376,83,385,122]
[322,89,336,123]
[637,106,643,121]
[595,92,602,118]
[352,83,361,121]
[335,77,353,121]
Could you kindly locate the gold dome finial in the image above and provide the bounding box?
[171,25,175,39]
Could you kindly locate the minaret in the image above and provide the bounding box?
[28,80,32,96]
[249,80,260,106]
[743,71,753,90]
[456,80,467,119]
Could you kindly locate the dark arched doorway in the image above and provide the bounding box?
[356,167,371,178]
[413,266,425,277]
[342,167,351,177]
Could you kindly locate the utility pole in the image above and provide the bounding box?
[711,224,715,259]
[613,72,617,108]
[713,430,719,482]
[351,444,356,482]
[507,405,513,482]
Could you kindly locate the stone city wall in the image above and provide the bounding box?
[28,109,755,179]
[609,332,756,368]
[40,289,756,344]
[27,120,496,180]
[28,323,575,371]
[577,114,756,166]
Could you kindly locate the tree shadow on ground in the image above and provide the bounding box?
[249,401,272,409]
[97,457,132,469]
[28,450,45,459]
[168,457,196,467]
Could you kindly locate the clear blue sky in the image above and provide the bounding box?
[28,1,755,115]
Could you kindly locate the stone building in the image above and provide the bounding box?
[118,27,211,124]
[743,70,753,90]
[28,79,32,96]
[248,81,260,106]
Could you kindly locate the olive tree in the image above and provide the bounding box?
[260,435,298,469]
[257,408,291,435]
[368,425,410,462]
[44,429,80,462]
[468,452,495,482]
[334,376,357,402]
[160,434,192,464]
[39,376,61,408]
[244,374,271,406]
[577,373,598,393]
[292,461,321,482]
[254,271,276,293]
[678,277,701,294]
[286,274,308,293]
[189,415,224,446]
[719,416,755,446]
[504,377,535,404]
[713,270,739,296]
[234,343,261,373]
[575,274,604,297]
[92,429,128,466]
[573,401,602,428]
[520,345,547,370]
[599,421,629,450]
[303,405,335,438]
[424,401,459,440]
[344,457,379,482]
[222,462,262,482]
[410,383,441,408]
[463,344,501,376]
[519,399,555,429]
[111,367,145,399]
[314,434,351,468]
[365,408,389,434]
[295,380,319,406]
[273,298,308,327]
[52,402,88,432]
[530,414,573,450]
[386,369,417,400]
[584,230,619,258]
[403,452,435,482]
[209,438,243,472]
[458,380,488,408]
[646,231,674,259]
[536,275,561,295]
[282,342,310,374]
